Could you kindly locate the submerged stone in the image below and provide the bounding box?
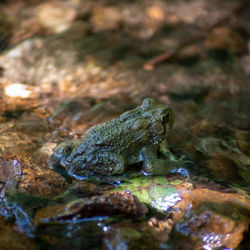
[114,175,184,213]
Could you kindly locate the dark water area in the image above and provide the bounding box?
[0,0,250,249]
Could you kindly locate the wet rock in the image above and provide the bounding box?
[35,191,148,224]
[3,193,54,237]
[0,114,50,154]
[102,222,161,250]
[36,220,103,250]
[15,114,48,134]
[2,199,34,237]
[174,203,249,249]
[49,97,134,132]
[55,182,113,202]
[34,182,113,224]
[0,23,136,100]
[205,27,246,54]
[0,24,87,85]
[0,217,35,250]
[0,157,22,198]
[173,185,250,221]
[16,154,68,197]
[7,193,51,218]
[40,190,148,224]
[201,93,250,130]
[33,142,56,165]
[197,137,250,186]
[148,216,174,242]
[56,191,148,220]
[168,85,210,104]
[170,185,249,249]
[0,130,39,155]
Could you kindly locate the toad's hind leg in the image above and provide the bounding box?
[71,151,126,176]
[97,152,126,175]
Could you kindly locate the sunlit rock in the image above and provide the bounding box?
[4,83,31,98]
[36,2,77,33]
[90,7,121,32]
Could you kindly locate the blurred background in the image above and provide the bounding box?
[0,0,249,249]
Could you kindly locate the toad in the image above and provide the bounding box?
[49,98,181,181]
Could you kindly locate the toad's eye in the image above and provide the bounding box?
[162,112,169,124]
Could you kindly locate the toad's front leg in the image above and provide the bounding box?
[140,145,182,175]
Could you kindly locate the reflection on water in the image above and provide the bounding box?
[151,192,182,211]
[202,233,223,250]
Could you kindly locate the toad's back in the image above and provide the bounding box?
[82,116,151,157]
